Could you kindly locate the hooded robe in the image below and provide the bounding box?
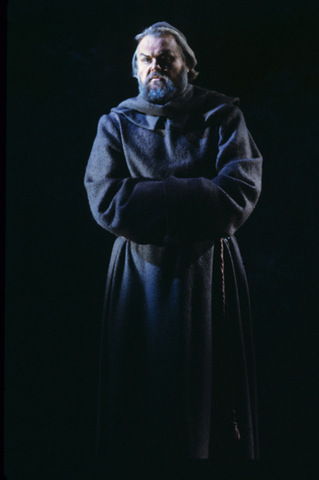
[84,84,262,463]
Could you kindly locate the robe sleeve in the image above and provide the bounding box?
[84,106,262,245]
[164,105,262,243]
[84,114,168,245]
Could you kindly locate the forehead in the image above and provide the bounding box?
[137,34,181,57]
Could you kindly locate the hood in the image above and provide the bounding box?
[111,85,240,130]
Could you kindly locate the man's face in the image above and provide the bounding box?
[136,34,189,104]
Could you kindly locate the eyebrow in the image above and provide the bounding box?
[139,49,175,57]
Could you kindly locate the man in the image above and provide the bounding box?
[85,22,262,466]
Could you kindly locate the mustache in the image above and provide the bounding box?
[145,72,168,84]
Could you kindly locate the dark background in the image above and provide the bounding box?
[5,0,319,478]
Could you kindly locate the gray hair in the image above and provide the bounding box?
[132,23,199,82]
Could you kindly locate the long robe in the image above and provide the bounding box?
[84,84,262,463]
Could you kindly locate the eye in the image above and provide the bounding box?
[161,55,174,64]
[160,55,175,67]
[141,57,151,64]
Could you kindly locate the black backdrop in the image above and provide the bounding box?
[5,0,319,478]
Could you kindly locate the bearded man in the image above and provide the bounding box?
[85,22,262,468]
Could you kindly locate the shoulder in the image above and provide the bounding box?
[97,111,121,127]
[191,85,240,110]
[91,112,125,149]
[95,111,123,136]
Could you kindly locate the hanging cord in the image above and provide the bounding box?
[220,238,226,319]
[220,238,240,441]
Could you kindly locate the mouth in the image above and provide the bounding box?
[148,74,165,83]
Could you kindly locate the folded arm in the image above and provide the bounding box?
[84,106,262,245]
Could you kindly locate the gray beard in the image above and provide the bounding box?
[138,66,188,104]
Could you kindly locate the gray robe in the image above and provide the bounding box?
[84,84,262,463]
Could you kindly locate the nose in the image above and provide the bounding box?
[150,58,161,71]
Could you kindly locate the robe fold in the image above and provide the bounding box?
[84,84,262,462]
